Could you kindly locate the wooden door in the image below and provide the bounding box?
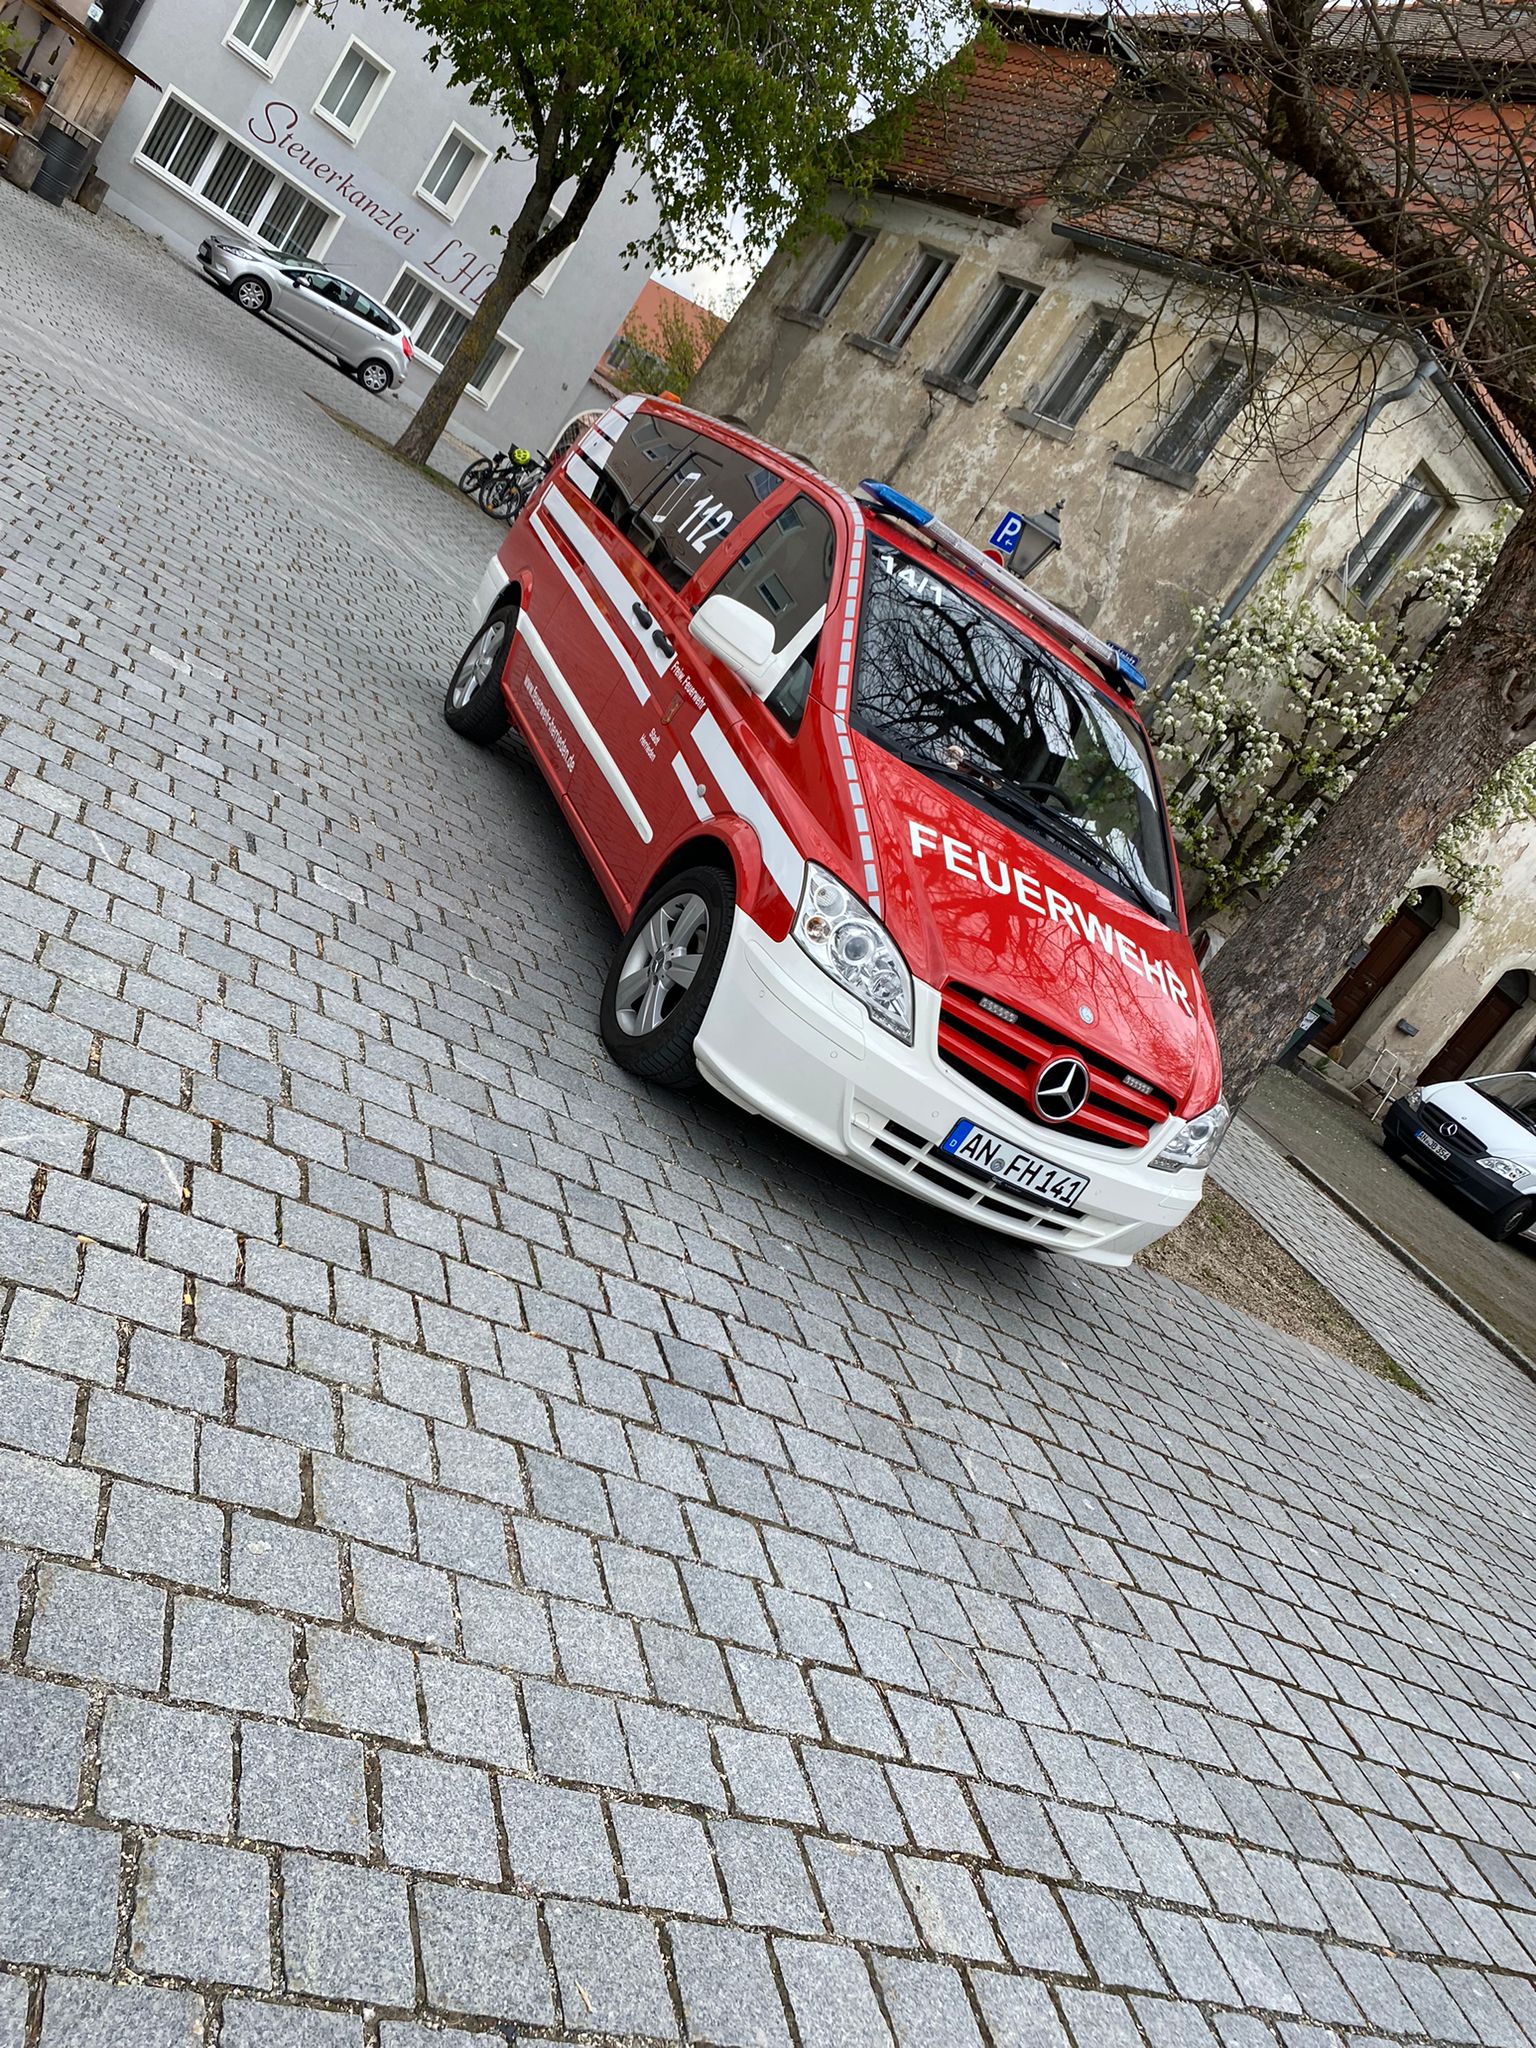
[1316,892,1441,1049]
[1420,971,1531,1085]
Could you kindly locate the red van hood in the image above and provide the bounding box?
[854,738,1218,1113]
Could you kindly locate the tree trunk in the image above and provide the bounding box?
[393,193,552,466]
[1205,497,1536,1104]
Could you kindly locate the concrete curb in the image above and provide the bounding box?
[1268,1144,1536,1385]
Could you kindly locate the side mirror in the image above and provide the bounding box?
[688,593,778,696]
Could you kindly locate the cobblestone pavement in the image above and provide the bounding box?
[4,187,1536,2048]
[1211,1123,1536,1412]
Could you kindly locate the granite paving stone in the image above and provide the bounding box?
[546,1900,680,2039]
[5,189,1536,2048]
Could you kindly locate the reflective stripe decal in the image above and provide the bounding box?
[692,714,803,907]
[826,496,881,914]
[513,612,652,843]
[578,429,612,469]
[565,452,600,498]
[542,486,672,675]
[671,752,711,821]
[527,510,650,707]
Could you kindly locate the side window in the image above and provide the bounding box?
[593,419,781,593]
[590,412,698,555]
[705,496,837,731]
[642,432,781,592]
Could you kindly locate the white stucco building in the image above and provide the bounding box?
[88,0,658,451]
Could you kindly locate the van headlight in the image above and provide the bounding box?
[1482,1156,1527,1184]
[1151,1095,1231,1172]
[793,865,913,1044]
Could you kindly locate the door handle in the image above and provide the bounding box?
[652,628,675,657]
[630,602,653,629]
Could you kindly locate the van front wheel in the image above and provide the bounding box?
[444,613,512,743]
[600,866,735,1088]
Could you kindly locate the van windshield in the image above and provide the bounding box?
[1473,1073,1536,1132]
[852,541,1176,921]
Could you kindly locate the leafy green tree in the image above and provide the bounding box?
[373,0,974,462]
[608,296,727,399]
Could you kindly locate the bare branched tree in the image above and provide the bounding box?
[1056,0,1536,1101]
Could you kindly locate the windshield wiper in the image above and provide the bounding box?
[1018,801,1168,921]
[880,741,1167,920]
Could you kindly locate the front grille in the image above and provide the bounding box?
[938,983,1174,1150]
[1418,1102,1484,1156]
[864,1118,1083,1233]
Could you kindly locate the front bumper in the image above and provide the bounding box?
[694,911,1204,1264]
[199,240,236,281]
[1383,1100,1526,1214]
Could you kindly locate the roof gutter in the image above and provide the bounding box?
[1052,222,1401,339]
[1425,364,1533,502]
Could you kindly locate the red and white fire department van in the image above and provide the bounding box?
[446,394,1227,1263]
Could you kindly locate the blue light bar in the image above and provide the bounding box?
[858,480,935,528]
[855,479,1147,698]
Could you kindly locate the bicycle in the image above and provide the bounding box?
[478,446,548,523]
[458,452,496,496]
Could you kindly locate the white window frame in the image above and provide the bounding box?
[312,35,393,145]
[384,262,522,406]
[414,123,490,223]
[224,0,307,79]
[531,208,572,296]
[132,85,342,261]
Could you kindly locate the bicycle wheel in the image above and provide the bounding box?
[477,467,511,515]
[459,456,492,495]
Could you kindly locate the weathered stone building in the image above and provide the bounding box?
[689,7,1536,1092]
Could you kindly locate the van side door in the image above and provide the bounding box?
[516,408,701,898]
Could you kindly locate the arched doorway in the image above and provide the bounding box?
[1316,888,1447,1050]
[1420,969,1535,1085]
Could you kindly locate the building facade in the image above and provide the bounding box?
[92,0,657,451]
[689,10,1536,1094]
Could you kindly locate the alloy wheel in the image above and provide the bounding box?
[611,892,710,1036]
[449,619,507,709]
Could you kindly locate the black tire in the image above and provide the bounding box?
[233,276,270,314]
[478,468,513,515]
[443,611,513,744]
[357,357,392,395]
[459,456,493,495]
[1485,1197,1535,1243]
[600,866,735,1088]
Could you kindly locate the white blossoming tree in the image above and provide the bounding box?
[1153,521,1536,923]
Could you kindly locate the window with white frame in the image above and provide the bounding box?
[1033,312,1139,427]
[867,248,954,348]
[941,278,1038,390]
[226,0,305,72]
[1344,467,1451,605]
[137,93,336,255]
[385,270,520,401]
[799,229,874,319]
[416,128,488,217]
[314,39,391,141]
[532,208,571,294]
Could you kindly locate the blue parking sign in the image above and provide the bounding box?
[989,511,1025,556]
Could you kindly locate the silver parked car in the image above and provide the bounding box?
[198,233,413,394]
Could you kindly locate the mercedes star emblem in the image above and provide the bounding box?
[1078,1004,1095,1025]
[1444,1120,1458,1139]
[1033,1055,1091,1123]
